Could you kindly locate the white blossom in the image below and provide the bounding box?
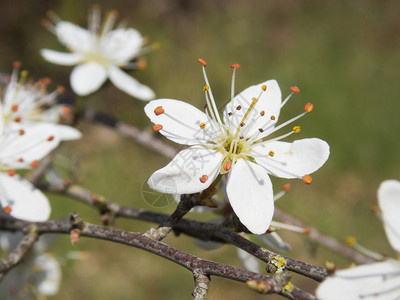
[316,180,400,300]
[41,6,155,100]
[145,60,330,234]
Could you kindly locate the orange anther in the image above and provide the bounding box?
[290,86,300,94]
[197,58,207,66]
[4,206,12,215]
[41,19,51,27]
[304,102,313,113]
[268,151,274,157]
[270,115,275,120]
[282,183,291,192]
[154,106,165,116]
[42,77,52,85]
[31,160,39,168]
[47,135,54,141]
[199,175,208,183]
[223,161,232,171]
[11,104,19,112]
[152,124,163,132]
[63,106,71,114]
[57,85,65,93]
[19,129,25,135]
[302,174,312,184]
[18,158,24,163]
[137,60,147,70]
[15,117,21,123]
[8,169,16,176]
[230,63,240,69]
[13,61,21,68]
[303,227,311,234]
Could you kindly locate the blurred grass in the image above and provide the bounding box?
[1,0,400,299]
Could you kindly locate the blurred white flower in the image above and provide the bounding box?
[41,6,155,100]
[316,180,400,300]
[1,63,81,141]
[145,60,330,234]
[0,233,61,299]
[0,120,62,221]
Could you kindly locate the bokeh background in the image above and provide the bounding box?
[0,0,400,299]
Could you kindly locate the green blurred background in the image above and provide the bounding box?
[1,0,400,299]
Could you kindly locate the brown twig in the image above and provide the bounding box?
[0,231,39,282]
[0,215,315,300]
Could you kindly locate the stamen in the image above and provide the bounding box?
[152,124,163,132]
[14,117,21,123]
[293,126,301,133]
[47,135,55,141]
[270,115,275,120]
[282,184,291,192]
[230,63,240,69]
[8,169,16,176]
[223,161,232,171]
[11,104,18,112]
[57,85,65,93]
[260,111,265,116]
[290,86,300,94]
[63,106,72,114]
[154,106,165,116]
[199,175,208,183]
[19,129,25,135]
[258,128,264,132]
[3,206,12,215]
[302,175,312,184]
[268,151,274,157]
[304,102,313,113]
[199,123,206,129]
[197,58,207,66]
[31,160,39,168]
[101,10,118,36]
[236,105,241,110]
[262,85,267,91]
[18,158,24,163]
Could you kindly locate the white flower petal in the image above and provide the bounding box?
[101,28,143,63]
[56,125,82,141]
[70,62,107,96]
[378,180,400,253]
[224,80,281,138]
[147,146,223,194]
[55,21,95,52]
[316,260,400,300]
[35,254,61,295]
[145,99,220,145]
[108,66,155,100]
[226,159,274,234]
[0,174,51,221]
[252,138,330,179]
[236,247,260,273]
[0,123,61,169]
[40,49,83,66]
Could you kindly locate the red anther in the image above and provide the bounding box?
[230,63,240,69]
[199,175,208,183]
[154,106,165,116]
[290,86,300,94]
[31,160,39,168]
[197,58,207,67]
[13,61,22,68]
[19,129,25,135]
[41,19,51,27]
[57,85,65,93]
[223,161,232,171]
[47,135,54,141]
[11,104,19,112]
[41,77,52,85]
[8,169,16,176]
[152,124,163,132]
[4,206,12,215]
[302,174,313,184]
[63,106,71,114]
[15,117,21,122]
[282,183,291,192]
[304,102,313,113]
